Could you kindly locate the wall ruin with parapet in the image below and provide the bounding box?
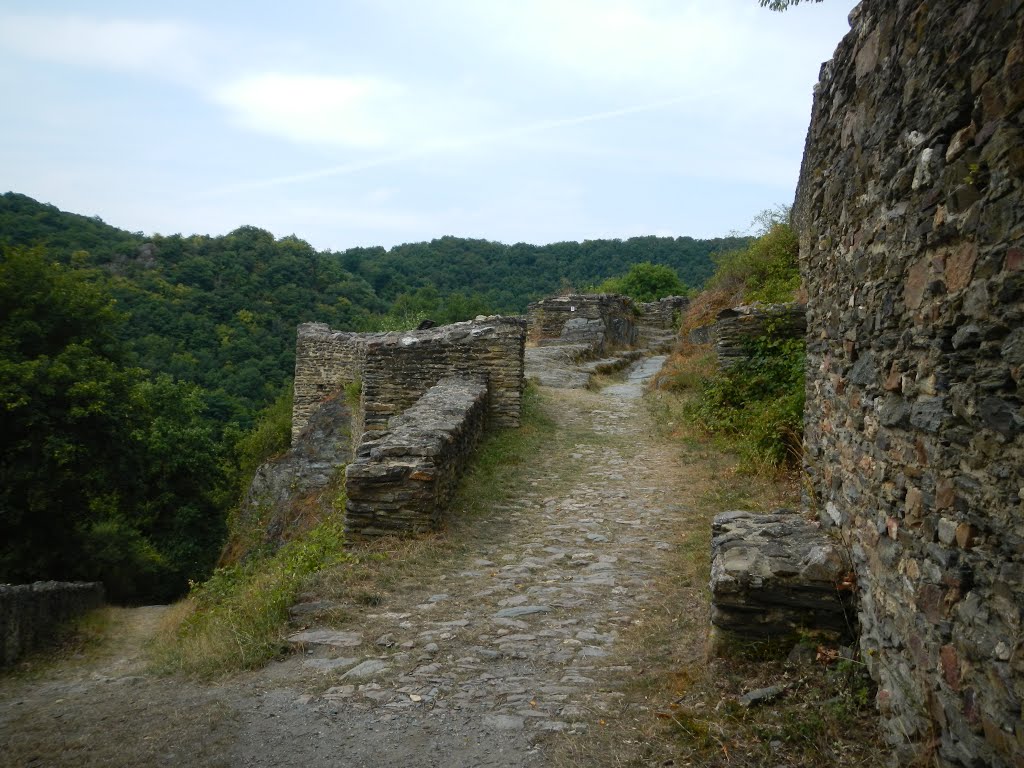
[293,317,526,443]
[795,1,1023,765]
[345,378,488,537]
[526,294,638,352]
[637,295,690,331]
[288,317,525,537]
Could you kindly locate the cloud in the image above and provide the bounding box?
[212,71,499,152]
[0,14,199,80]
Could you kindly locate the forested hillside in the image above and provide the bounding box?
[0,191,748,600]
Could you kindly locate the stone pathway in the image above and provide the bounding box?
[2,355,706,768]
[232,355,693,765]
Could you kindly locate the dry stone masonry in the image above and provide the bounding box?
[1,581,104,666]
[794,1,1023,765]
[345,378,488,537]
[284,317,526,538]
[526,294,638,353]
[709,511,855,647]
[714,303,807,370]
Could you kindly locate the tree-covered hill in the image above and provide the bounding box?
[0,190,749,599]
[1,191,748,422]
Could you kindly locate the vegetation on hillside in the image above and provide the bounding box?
[659,210,805,469]
[0,249,227,601]
[1,192,745,601]
[592,261,690,302]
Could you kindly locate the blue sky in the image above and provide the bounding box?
[1,1,857,251]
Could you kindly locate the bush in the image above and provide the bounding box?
[594,262,689,302]
[686,330,805,467]
[706,223,800,306]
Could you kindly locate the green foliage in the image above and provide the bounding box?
[154,517,350,677]
[759,0,825,10]
[684,330,805,468]
[231,381,293,498]
[0,248,227,601]
[707,222,800,305]
[594,261,690,302]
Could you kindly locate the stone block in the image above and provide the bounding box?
[710,510,855,644]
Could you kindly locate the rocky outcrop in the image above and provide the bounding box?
[231,393,355,559]
[345,378,488,536]
[1,581,104,666]
[710,511,855,646]
[795,1,1024,764]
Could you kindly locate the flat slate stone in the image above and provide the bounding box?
[340,659,392,680]
[288,630,363,648]
[493,605,552,618]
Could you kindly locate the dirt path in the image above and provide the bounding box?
[1,362,722,767]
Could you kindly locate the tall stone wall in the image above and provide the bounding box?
[526,294,638,352]
[795,1,1023,765]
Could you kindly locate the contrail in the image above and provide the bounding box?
[209,94,692,194]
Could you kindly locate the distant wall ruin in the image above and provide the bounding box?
[289,317,526,537]
[526,294,638,352]
[795,1,1023,765]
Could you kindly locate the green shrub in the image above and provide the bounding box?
[707,222,800,305]
[686,329,805,468]
[594,262,689,302]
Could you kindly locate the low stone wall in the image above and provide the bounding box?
[710,511,855,647]
[714,303,806,369]
[1,581,104,666]
[345,378,489,536]
[638,295,689,331]
[526,294,638,352]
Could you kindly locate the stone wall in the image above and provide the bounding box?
[345,378,488,536]
[638,295,690,331]
[526,294,638,352]
[1,581,104,666]
[795,1,1023,765]
[714,303,807,369]
[359,317,525,438]
[292,323,376,441]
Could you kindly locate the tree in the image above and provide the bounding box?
[596,262,689,303]
[0,248,227,600]
[759,0,824,9]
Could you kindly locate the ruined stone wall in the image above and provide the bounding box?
[359,317,525,438]
[714,303,807,370]
[795,1,1023,765]
[292,323,377,441]
[1,581,104,666]
[345,378,488,536]
[526,294,638,352]
[638,295,690,331]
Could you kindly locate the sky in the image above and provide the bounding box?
[0,1,858,252]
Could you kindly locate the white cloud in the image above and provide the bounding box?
[0,14,199,80]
